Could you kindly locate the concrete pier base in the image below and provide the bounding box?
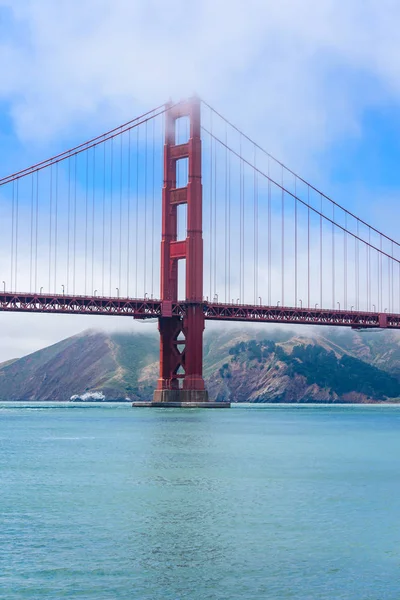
[132,389,230,408]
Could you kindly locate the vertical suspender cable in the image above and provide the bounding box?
[242,155,245,302]
[225,122,228,302]
[307,187,310,308]
[49,165,53,292]
[144,120,148,296]
[294,177,297,307]
[119,130,123,295]
[320,194,322,308]
[92,147,95,295]
[281,167,284,306]
[365,230,368,311]
[16,179,19,290]
[254,147,258,304]
[109,138,114,296]
[135,126,139,297]
[379,235,382,311]
[214,124,217,299]
[354,223,357,310]
[73,155,77,295]
[35,171,39,292]
[30,175,34,291]
[54,163,58,294]
[67,159,71,292]
[386,254,389,312]
[209,111,213,299]
[15,180,19,291]
[256,159,259,304]
[151,117,155,298]
[268,160,271,306]
[391,242,394,312]
[11,181,14,290]
[85,151,89,295]
[332,204,335,308]
[343,226,345,311]
[127,128,131,296]
[239,136,243,302]
[102,141,106,295]
[367,228,370,311]
[228,141,231,303]
[377,244,380,313]
[357,220,360,310]
[344,214,347,309]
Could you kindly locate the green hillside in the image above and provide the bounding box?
[1,326,400,402]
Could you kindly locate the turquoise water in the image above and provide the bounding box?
[1,403,400,599]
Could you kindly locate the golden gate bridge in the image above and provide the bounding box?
[1,97,399,405]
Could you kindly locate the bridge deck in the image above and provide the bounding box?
[0,293,398,329]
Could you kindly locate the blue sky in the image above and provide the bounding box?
[1,0,400,359]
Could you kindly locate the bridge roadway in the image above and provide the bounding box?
[0,292,398,329]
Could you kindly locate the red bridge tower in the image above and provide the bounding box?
[152,98,211,405]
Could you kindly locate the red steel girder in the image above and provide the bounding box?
[0,292,162,318]
[202,302,399,329]
[1,293,400,329]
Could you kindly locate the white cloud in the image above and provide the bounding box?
[0,0,399,167]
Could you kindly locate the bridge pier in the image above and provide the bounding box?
[132,390,229,408]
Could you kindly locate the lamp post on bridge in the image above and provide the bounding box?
[61,284,65,296]
[337,302,340,311]
[116,288,119,298]
[94,290,97,297]
[2,281,5,293]
[299,299,302,309]
[40,287,43,295]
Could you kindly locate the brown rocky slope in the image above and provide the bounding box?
[1,327,400,402]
